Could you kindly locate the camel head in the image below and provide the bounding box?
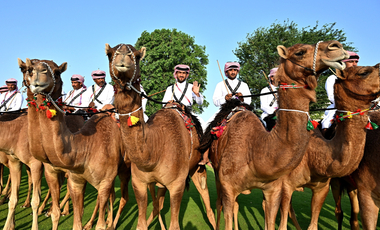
[105,43,146,90]
[335,63,380,109]
[22,58,66,99]
[277,41,348,90]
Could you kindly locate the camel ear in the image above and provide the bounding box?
[105,43,112,56]
[277,45,288,59]
[25,58,32,68]
[139,47,146,61]
[335,69,346,80]
[58,62,68,73]
[18,58,26,71]
[305,75,318,90]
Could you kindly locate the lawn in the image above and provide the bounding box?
[0,165,379,229]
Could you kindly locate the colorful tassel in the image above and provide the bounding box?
[46,109,57,119]
[127,116,140,127]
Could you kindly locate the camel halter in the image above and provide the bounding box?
[27,62,66,115]
[277,108,317,130]
[111,44,138,91]
[286,41,322,76]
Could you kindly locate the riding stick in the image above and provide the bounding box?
[261,70,278,101]
[217,60,230,94]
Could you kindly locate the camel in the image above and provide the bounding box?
[261,64,380,230]
[105,43,215,230]
[0,112,44,230]
[199,40,348,229]
[21,58,129,230]
[351,69,380,229]
[330,177,359,230]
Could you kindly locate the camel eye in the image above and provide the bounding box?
[358,72,369,78]
[295,51,305,56]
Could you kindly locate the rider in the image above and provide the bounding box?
[0,78,23,112]
[63,74,87,112]
[260,67,278,131]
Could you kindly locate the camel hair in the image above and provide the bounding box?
[21,58,129,230]
[105,43,216,230]
[199,40,348,230]
[262,64,380,230]
[351,63,380,230]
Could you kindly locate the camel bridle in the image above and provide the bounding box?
[286,41,322,76]
[27,61,66,114]
[111,44,138,91]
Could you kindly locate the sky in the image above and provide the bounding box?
[1,0,379,121]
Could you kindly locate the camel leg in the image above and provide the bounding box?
[2,173,11,196]
[263,188,282,230]
[0,183,11,205]
[60,188,71,216]
[83,198,98,230]
[307,183,331,230]
[277,186,293,230]
[132,176,148,230]
[288,200,302,230]
[147,185,167,229]
[68,175,86,230]
[43,164,63,230]
[38,189,51,215]
[3,160,22,230]
[215,178,223,230]
[233,198,239,230]
[30,161,43,230]
[0,164,4,196]
[106,187,116,228]
[21,165,32,208]
[330,178,344,230]
[189,165,216,229]
[167,182,186,230]
[347,188,360,230]
[357,188,379,230]
[220,186,237,230]
[113,168,131,229]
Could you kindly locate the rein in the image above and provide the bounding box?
[286,41,322,76]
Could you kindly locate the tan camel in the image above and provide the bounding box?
[199,41,348,230]
[262,64,380,230]
[22,58,128,230]
[0,113,44,230]
[105,43,215,230]
[351,66,380,230]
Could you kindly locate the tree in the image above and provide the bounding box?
[234,20,356,119]
[135,28,209,116]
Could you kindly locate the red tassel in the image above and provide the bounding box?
[365,122,373,130]
[311,120,319,129]
[46,110,52,119]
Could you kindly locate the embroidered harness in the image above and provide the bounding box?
[211,105,248,139]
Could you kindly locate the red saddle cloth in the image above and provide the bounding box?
[211,105,247,140]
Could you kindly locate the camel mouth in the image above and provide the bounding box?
[322,59,346,70]
[29,83,49,94]
[115,65,132,73]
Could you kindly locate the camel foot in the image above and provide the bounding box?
[21,203,31,208]
[83,223,93,230]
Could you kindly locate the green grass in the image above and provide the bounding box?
[1,165,380,229]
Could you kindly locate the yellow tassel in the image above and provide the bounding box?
[128,115,140,126]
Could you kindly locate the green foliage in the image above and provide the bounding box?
[234,20,356,119]
[135,28,209,116]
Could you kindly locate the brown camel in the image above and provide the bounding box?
[262,64,380,230]
[22,58,128,230]
[105,43,215,230]
[352,69,380,229]
[199,41,348,230]
[330,177,359,230]
[0,112,44,230]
